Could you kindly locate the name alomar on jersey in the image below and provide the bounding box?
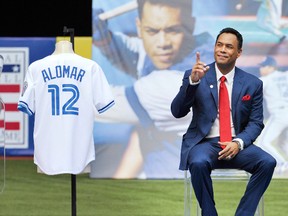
[41,65,86,83]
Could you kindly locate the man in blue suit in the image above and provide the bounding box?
[171,27,276,216]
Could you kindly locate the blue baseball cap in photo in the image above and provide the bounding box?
[259,56,277,67]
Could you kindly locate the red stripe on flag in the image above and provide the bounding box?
[6,122,20,130]
[0,84,20,93]
[0,120,4,128]
[5,103,18,112]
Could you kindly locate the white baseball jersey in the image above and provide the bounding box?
[257,70,288,164]
[18,53,115,175]
[260,70,288,112]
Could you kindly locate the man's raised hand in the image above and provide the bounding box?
[190,52,209,83]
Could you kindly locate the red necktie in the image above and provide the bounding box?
[219,76,232,148]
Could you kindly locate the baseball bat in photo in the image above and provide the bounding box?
[99,1,138,21]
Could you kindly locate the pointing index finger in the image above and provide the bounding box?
[196,52,200,63]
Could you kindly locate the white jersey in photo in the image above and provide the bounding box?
[18,53,115,175]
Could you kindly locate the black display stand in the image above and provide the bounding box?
[63,26,76,216]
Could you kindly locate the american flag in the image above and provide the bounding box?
[0,48,29,149]
[1,64,21,132]
[0,83,20,131]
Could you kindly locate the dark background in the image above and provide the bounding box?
[1,0,288,37]
[0,0,92,37]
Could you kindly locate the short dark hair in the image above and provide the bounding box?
[137,0,192,20]
[216,27,243,50]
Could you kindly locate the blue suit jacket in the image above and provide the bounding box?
[171,63,265,170]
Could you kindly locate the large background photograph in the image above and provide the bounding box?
[91,0,288,179]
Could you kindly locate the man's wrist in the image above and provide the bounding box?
[189,75,200,85]
[232,139,244,150]
[232,138,244,151]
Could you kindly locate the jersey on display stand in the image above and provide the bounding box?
[17,41,115,175]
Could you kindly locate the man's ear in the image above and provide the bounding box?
[237,48,242,58]
[136,17,142,38]
[183,16,195,35]
[190,16,196,33]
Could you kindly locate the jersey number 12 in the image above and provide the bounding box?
[48,84,79,116]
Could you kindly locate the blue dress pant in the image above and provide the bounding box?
[187,137,276,216]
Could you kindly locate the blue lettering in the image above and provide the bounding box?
[70,67,77,80]
[42,69,50,82]
[48,68,56,80]
[55,65,62,78]
[77,69,85,82]
[63,65,70,78]
[41,65,86,83]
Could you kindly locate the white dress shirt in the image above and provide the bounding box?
[189,63,244,149]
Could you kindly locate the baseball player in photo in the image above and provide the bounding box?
[92,0,215,178]
[256,0,288,43]
[257,56,288,175]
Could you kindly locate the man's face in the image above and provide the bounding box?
[137,2,188,69]
[214,33,242,73]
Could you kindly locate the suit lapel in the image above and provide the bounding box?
[205,63,218,108]
[232,68,244,118]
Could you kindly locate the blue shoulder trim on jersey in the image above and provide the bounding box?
[98,100,115,114]
[125,86,154,127]
[17,101,33,116]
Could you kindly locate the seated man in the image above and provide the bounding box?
[171,27,276,216]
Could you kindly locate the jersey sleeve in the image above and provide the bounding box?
[92,63,115,113]
[131,70,192,135]
[17,67,35,116]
